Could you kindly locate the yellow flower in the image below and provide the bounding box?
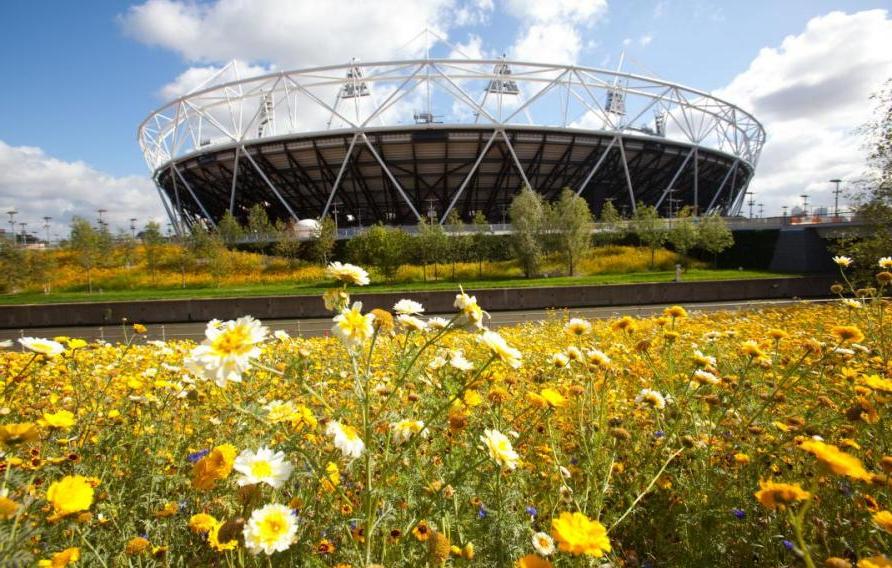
[754,480,811,510]
[873,510,892,534]
[0,423,39,446]
[332,302,375,347]
[154,501,178,518]
[478,330,522,369]
[189,513,219,534]
[42,410,76,430]
[734,453,750,465]
[243,503,298,555]
[799,439,871,481]
[208,520,239,551]
[38,547,80,567]
[325,262,370,285]
[539,388,567,408]
[480,429,521,471]
[516,554,553,568]
[125,537,150,556]
[46,475,94,518]
[859,556,892,568]
[192,444,238,490]
[0,496,19,519]
[412,520,432,542]
[863,374,892,393]
[831,325,865,344]
[133,323,147,334]
[551,511,611,557]
[664,305,688,318]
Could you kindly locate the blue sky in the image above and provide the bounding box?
[1,0,890,234]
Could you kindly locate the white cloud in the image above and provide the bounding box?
[639,34,652,47]
[159,60,274,99]
[505,0,607,64]
[0,141,165,239]
[122,0,460,67]
[715,9,892,214]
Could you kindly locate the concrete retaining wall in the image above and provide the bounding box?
[0,276,836,329]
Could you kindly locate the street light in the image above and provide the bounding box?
[6,210,16,245]
[800,194,809,217]
[130,218,138,239]
[829,179,842,217]
[18,222,27,245]
[43,216,52,244]
[97,209,107,227]
[758,203,764,218]
[746,192,755,219]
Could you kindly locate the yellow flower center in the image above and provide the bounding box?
[251,460,273,478]
[211,328,252,355]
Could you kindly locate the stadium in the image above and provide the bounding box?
[138,57,765,234]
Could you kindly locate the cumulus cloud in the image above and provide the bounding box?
[122,0,460,67]
[716,9,892,214]
[159,60,274,99]
[0,141,166,239]
[506,0,607,64]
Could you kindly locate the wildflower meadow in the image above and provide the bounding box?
[1,258,892,566]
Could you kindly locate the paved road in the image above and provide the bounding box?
[0,298,834,344]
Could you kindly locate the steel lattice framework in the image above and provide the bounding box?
[137,58,765,233]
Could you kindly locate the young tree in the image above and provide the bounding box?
[631,204,666,269]
[836,79,892,279]
[246,204,274,249]
[469,210,492,278]
[68,217,101,293]
[23,249,55,293]
[550,188,594,275]
[142,221,165,285]
[443,209,468,280]
[696,213,734,267]
[416,218,448,281]
[0,236,24,293]
[667,207,699,265]
[217,211,245,245]
[509,186,547,278]
[598,199,625,245]
[348,224,408,281]
[310,216,337,265]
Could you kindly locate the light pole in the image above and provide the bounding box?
[6,210,16,245]
[829,179,842,217]
[130,218,138,239]
[97,208,107,227]
[746,192,755,219]
[43,216,52,244]
[782,205,788,219]
[800,194,809,217]
[18,222,27,246]
[758,203,764,218]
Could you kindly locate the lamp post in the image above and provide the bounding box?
[18,222,27,246]
[97,209,107,228]
[43,216,52,244]
[746,192,755,219]
[800,194,809,217]
[829,179,842,218]
[130,218,138,239]
[758,203,764,219]
[6,210,16,245]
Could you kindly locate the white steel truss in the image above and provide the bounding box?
[138,58,765,230]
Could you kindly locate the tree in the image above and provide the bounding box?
[142,221,165,285]
[23,249,55,293]
[598,200,625,245]
[550,188,594,275]
[0,236,24,293]
[443,210,468,280]
[836,79,892,280]
[347,224,408,281]
[246,204,274,249]
[68,217,101,293]
[509,186,547,278]
[217,211,245,245]
[469,210,492,278]
[630,204,666,269]
[667,207,699,265]
[310,216,337,265]
[696,213,734,267]
[416,218,448,281]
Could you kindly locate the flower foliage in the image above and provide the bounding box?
[0,261,891,566]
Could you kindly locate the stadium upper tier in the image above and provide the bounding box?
[138,59,765,230]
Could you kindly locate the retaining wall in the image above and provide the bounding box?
[0,276,837,329]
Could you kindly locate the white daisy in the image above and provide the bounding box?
[233,447,294,489]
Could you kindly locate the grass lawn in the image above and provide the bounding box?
[0,269,790,305]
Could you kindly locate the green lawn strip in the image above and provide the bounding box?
[0,269,790,306]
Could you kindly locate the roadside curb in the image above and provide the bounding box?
[0,276,836,329]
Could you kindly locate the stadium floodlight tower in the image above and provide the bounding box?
[138,39,765,235]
